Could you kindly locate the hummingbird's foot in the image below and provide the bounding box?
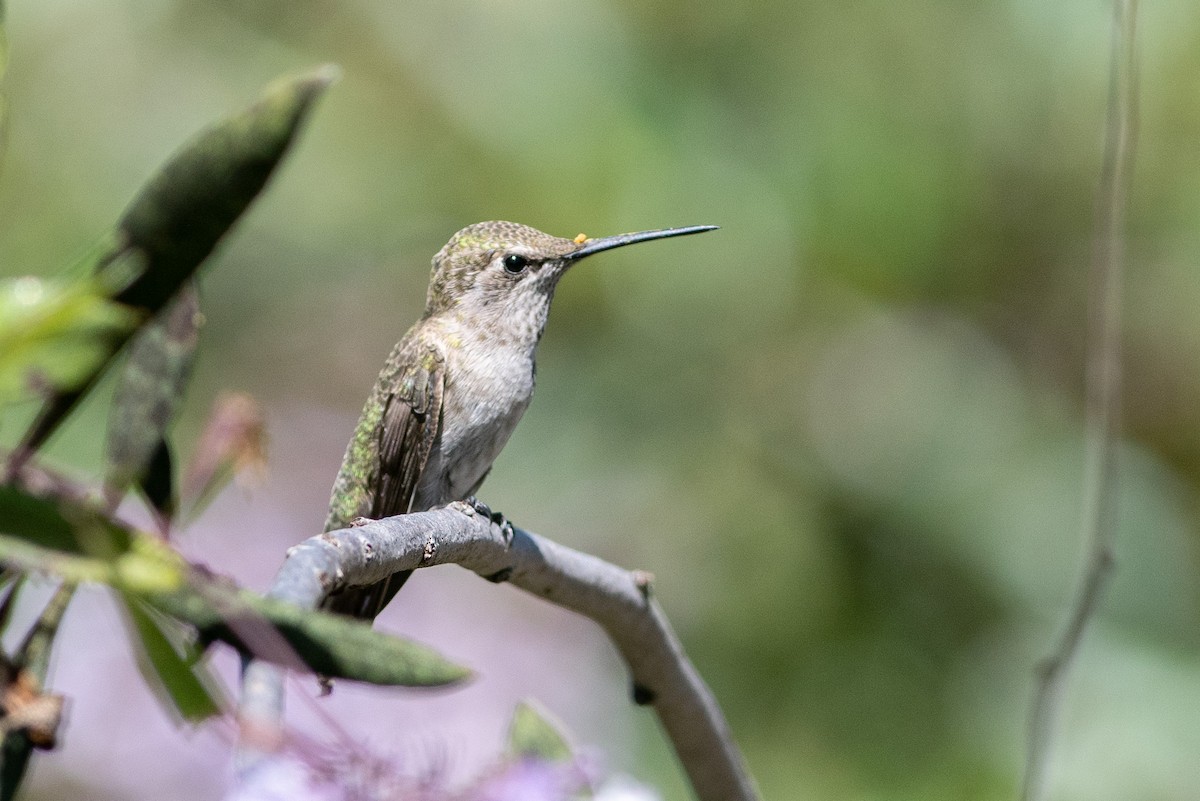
[463,496,514,544]
[464,495,493,519]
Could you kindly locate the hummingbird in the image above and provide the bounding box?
[323,220,717,622]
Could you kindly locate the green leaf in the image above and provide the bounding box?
[148,582,472,688]
[0,481,195,599]
[0,486,77,555]
[104,284,201,516]
[506,700,573,762]
[0,573,21,635]
[0,534,112,588]
[138,441,175,523]
[0,485,131,560]
[1,735,33,801]
[14,65,337,459]
[0,276,138,404]
[111,66,337,312]
[0,481,463,688]
[119,595,221,722]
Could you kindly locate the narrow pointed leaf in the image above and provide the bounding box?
[112,66,337,313]
[148,583,471,687]
[0,479,463,687]
[104,283,201,515]
[507,701,573,762]
[0,276,138,404]
[15,65,337,458]
[0,574,21,635]
[119,595,221,722]
[0,513,187,594]
[1,734,32,801]
[0,534,112,588]
[0,485,131,560]
[138,441,175,524]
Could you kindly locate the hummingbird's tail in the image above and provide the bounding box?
[325,570,412,622]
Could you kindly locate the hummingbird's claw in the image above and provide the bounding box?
[464,496,514,544]
[464,495,492,518]
[498,516,515,546]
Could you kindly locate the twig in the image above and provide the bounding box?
[16,582,76,682]
[1,582,74,801]
[239,503,759,801]
[1020,3,1138,800]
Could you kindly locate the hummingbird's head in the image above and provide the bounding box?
[424,221,717,340]
[425,221,577,323]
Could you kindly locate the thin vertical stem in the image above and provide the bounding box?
[1019,3,1138,800]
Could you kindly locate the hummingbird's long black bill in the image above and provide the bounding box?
[566,225,719,261]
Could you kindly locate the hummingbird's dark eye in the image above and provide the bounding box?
[502,253,530,274]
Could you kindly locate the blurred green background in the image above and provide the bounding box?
[3,1,1200,800]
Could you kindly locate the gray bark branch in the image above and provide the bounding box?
[239,502,759,801]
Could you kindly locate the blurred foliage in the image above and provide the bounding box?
[1,1,1199,800]
[12,65,334,463]
[179,390,267,520]
[0,482,469,701]
[0,581,70,801]
[0,64,469,799]
[104,284,202,523]
[0,274,137,403]
[507,700,573,764]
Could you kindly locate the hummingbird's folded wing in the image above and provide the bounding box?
[325,338,445,621]
[373,342,445,519]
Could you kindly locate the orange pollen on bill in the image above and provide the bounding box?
[573,233,589,244]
